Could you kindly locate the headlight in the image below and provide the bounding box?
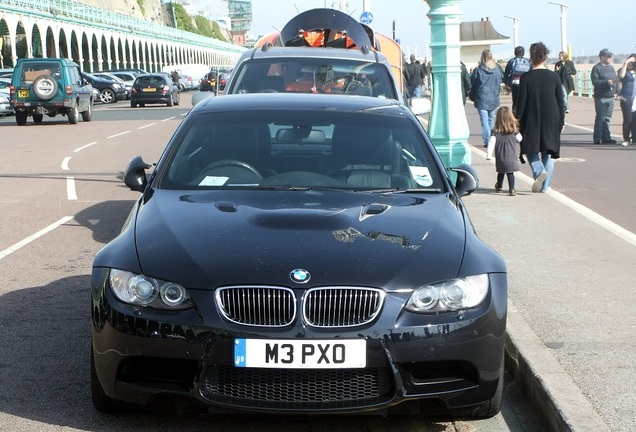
[109,269,192,310]
[406,274,489,313]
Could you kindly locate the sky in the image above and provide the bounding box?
[214,0,636,61]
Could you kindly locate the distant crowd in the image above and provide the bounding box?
[406,43,635,196]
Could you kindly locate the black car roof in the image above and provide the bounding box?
[191,92,407,115]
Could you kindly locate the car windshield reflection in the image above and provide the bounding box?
[160,110,442,192]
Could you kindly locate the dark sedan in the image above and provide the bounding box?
[130,73,180,107]
[81,71,127,104]
[91,93,507,419]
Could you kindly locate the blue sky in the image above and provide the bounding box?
[238,0,636,59]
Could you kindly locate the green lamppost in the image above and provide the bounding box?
[426,0,471,168]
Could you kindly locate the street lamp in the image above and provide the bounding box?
[503,15,520,49]
[548,2,569,53]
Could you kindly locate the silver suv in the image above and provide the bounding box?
[224,46,402,101]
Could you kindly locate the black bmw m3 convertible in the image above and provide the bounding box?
[90,92,508,419]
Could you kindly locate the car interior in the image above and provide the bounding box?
[164,112,440,192]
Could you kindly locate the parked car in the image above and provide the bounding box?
[130,73,180,107]
[224,9,402,101]
[81,71,127,104]
[10,57,93,125]
[92,72,133,99]
[178,73,196,91]
[0,68,13,78]
[106,71,141,83]
[0,94,12,116]
[90,92,508,418]
[0,77,11,96]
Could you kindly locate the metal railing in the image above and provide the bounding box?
[0,0,245,54]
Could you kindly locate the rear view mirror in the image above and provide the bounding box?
[275,128,326,143]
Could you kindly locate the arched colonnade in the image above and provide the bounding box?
[0,12,243,72]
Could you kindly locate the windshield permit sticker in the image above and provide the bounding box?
[409,167,433,187]
[199,176,229,186]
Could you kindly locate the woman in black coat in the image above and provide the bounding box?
[555,51,577,113]
[516,42,565,193]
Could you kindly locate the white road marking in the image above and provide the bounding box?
[67,177,77,200]
[0,216,74,261]
[107,131,131,139]
[474,147,636,247]
[138,123,156,129]
[74,141,98,152]
[61,157,71,170]
[161,117,175,122]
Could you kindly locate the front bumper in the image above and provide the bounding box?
[91,268,507,414]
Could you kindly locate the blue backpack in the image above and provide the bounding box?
[510,57,530,85]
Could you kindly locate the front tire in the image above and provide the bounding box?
[32,114,44,123]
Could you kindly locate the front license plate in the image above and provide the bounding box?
[18,89,29,98]
[142,88,156,92]
[234,339,366,369]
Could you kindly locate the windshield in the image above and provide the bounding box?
[228,58,398,99]
[159,110,442,192]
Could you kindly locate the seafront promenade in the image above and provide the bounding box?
[460,92,635,432]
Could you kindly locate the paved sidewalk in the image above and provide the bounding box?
[459,94,635,432]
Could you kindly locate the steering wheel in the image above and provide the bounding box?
[201,159,262,180]
[321,77,348,93]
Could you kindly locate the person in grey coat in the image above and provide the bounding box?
[516,42,565,193]
[470,49,503,147]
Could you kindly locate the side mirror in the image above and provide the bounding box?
[449,164,479,197]
[124,156,152,191]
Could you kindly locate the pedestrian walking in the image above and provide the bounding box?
[422,58,431,91]
[470,49,503,147]
[516,41,564,193]
[171,69,180,85]
[503,46,531,116]
[405,54,425,98]
[618,53,636,146]
[487,106,522,196]
[591,48,618,144]
[554,51,577,113]
[461,61,471,105]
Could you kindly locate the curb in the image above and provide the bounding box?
[504,301,610,432]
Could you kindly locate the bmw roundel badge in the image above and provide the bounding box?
[290,269,311,284]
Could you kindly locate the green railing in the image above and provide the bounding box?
[0,0,245,54]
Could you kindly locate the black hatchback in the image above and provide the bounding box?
[130,74,180,107]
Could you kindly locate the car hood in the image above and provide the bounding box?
[133,189,467,289]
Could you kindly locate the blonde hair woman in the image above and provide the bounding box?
[470,49,503,147]
[554,51,577,113]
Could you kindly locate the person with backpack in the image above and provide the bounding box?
[504,46,531,115]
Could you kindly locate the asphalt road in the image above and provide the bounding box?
[0,93,547,431]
